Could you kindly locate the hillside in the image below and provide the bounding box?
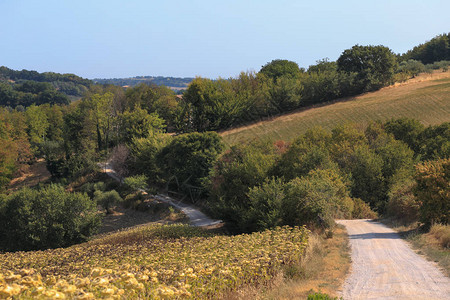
[221,71,450,145]
[93,76,194,91]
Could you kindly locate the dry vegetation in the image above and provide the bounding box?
[226,226,350,299]
[221,71,450,145]
[8,159,51,192]
[0,225,309,299]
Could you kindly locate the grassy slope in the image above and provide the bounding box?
[221,71,450,145]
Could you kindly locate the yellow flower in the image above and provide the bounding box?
[0,284,21,297]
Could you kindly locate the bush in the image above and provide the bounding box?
[122,191,146,210]
[307,292,339,300]
[123,175,149,192]
[94,189,122,214]
[414,159,450,226]
[158,131,225,192]
[206,141,278,231]
[0,184,101,251]
[429,224,450,248]
[283,169,353,229]
[386,179,419,222]
[247,177,286,231]
[352,198,378,219]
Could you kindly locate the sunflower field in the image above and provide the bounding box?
[0,224,309,299]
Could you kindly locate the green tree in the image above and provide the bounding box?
[283,169,353,228]
[25,104,49,148]
[0,184,101,251]
[247,177,286,231]
[119,107,166,144]
[259,59,302,80]
[337,45,398,91]
[82,92,116,152]
[207,141,279,231]
[158,132,225,192]
[414,159,450,226]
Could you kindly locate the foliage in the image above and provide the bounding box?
[0,184,101,251]
[207,141,278,231]
[271,127,334,180]
[307,292,339,300]
[351,198,378,219]
[127,133,170,181]
[94,189,122,214]
[337,44,398,91]
[385,119,450,160]
[283,169,353,228]
[398,59,426,77]
[259,59,303,80]
[384,118,425,154]
[247,177,286,231]
[124,83,178,128]
[0,224,309,299]
[158,132,225,191]
[123,175,149,192]
[386,179,419,222]
[119,107,166,144]
[414,159,450,226]
[401,33,450,64]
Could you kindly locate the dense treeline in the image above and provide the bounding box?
[401,33,450,64]
[0,66,92,107]
[178,45,399,132]
[93,76,194,89]
[0,81,70,108]
[204,120,449,232]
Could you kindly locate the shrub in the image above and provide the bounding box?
[414,159,450,226]
[429,224,450,248]
[94,190,122,214]
[283,169,353,229]
[386,179,419,222]
[123,175,148,192]
[352,198,378,219]
[158,131,225,193]
[307,292,339,300]
[123,191,146,210]
[0,184,101,251]
[247,177,286,231]
[206,141,278,231]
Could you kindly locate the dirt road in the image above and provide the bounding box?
[101,162,222,227]
[337,219,450,300]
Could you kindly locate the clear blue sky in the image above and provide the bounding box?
[1,0,449,79]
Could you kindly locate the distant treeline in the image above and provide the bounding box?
[400,33,450,64]
[93,76,194,88]
[0,66,93,108]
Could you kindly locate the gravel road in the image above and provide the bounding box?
[101,162,222,227]
[337,219,450,300]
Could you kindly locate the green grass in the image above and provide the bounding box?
[222,72,450,145]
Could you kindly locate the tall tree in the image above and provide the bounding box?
[337,45,397,91]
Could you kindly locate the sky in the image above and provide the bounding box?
[1,0,449,79]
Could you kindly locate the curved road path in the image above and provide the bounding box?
[337,219,450,299]
[101,162,222,227]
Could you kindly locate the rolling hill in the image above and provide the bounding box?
[220,71,450,145]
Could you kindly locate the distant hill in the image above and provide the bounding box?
[93,76,194,90]
[220,71,450,145]
[0,66,92,107]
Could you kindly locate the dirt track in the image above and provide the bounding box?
[337,219,450,300]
